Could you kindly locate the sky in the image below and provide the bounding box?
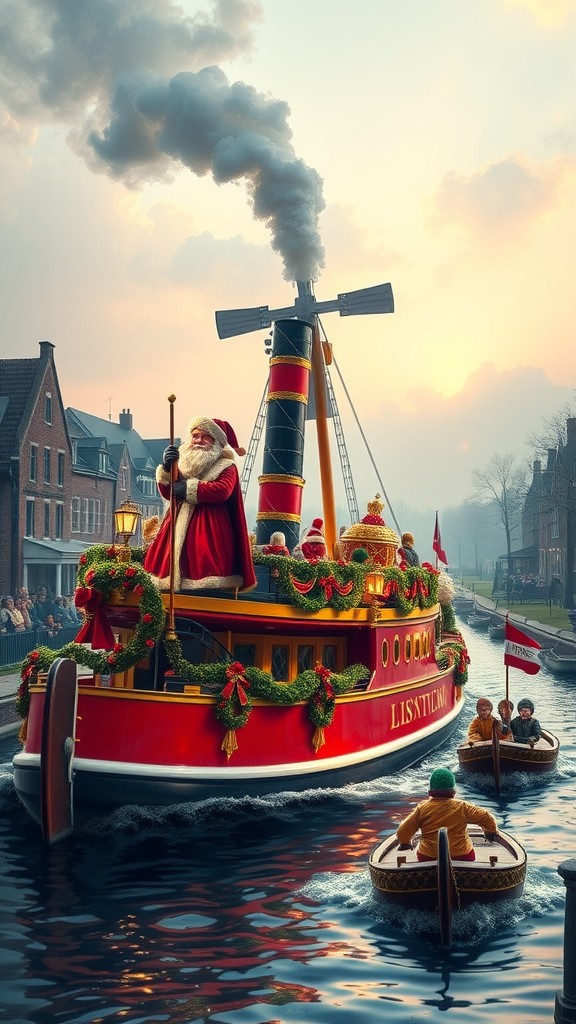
[2,0,576,530]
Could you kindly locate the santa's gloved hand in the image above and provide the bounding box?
[162,445,179,471]
[172,480,186,498]
[484,832,497,842]
[500,724,509,734]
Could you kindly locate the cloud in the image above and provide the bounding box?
[428,154,566,239]
[505,0,576,28]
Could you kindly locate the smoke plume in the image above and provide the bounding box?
[0,0,325,282]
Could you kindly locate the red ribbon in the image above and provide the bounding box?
[221,678,249,705]
[74,587,115,650]
[290,574,316,594]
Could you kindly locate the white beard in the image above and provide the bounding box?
[178,440,223,479]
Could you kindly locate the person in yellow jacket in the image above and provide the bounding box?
[396,767,498,861]
[467,697,510,743]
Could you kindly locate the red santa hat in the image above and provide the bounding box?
[304,518,325,542]
[187,417,246,456]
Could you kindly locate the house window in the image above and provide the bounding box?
[119,465,127,490]
[45,392,52,424]
[98,451,108,473]
[44,447,51,484]
[55,503,64,540]
[57,451,65,487]
[26,498,35,538]
[71,497,80,533]
[44,500,50,538]
[81,498,97,534]
[552,508,559,540]
[29,443,38,483]
[94,499,101,534]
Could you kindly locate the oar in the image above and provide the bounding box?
[492,719,501,794]
[437,827,454,948]
[166,394,177,642]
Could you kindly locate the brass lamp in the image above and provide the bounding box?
[114,498,141,561]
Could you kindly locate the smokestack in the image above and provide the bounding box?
[256,319,313,552]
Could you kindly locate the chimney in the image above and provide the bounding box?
[119,408,133,430]
[39,340,55,361]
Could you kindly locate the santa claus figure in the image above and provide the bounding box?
[143,416,256,592]
[301,519,327,561]
[261,531,291,557]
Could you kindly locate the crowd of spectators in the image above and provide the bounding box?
[493,571,559,602]
[0,586,81,637]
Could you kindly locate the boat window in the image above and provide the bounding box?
[381,640,389,667]
[297,644,314,673]
[393,635,401,665]
[404,635,412,663]
[414,633,421,660]
[271,645,289,681]
[233,643,257,667]
[322,645,338,671]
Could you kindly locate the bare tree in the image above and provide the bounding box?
[471,454,526,604]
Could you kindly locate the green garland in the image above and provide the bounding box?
[253,551,440,614]
[17,546,165,718]
[437,634,470,686]
[163,633,370,730]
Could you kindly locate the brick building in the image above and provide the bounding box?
[0,342,167,598]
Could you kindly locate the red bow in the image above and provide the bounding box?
[74,587,115,650]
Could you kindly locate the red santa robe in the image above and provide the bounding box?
[143,450,256,592]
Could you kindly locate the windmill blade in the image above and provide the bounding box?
[215,306,272,340]
[337,283,394,316]
[215,281,394,339]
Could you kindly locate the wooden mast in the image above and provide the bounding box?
[310,319,336,558]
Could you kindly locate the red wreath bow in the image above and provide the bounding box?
[74,587,116,650]
[220,661,250,706]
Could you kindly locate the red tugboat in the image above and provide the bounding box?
[13,279,468,840]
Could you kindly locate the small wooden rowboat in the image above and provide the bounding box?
[368,825,527,947]
[467,613,492,631]
[488,622,505,640]
[540,648,576,676]
[457,729,559,778]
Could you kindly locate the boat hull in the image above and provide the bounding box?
[14,671,464,819]
[540,650,576,676]
[368,826,526,908]
[457,730,559,775]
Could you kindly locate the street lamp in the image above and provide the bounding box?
[114,498,141,561]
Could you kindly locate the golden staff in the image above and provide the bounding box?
[165,394,177,641]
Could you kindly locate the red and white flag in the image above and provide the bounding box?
[504,621,541,675]
[433,512,448,565]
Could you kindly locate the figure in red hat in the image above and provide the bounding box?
[143,416,256,592]
[301,519,327,561]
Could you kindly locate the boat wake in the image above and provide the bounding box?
[301,863,564,948]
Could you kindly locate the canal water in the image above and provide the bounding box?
[1,621,575,1024]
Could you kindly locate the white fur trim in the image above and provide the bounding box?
[187,417,227,447]
[151,574,243,592]
[156,465,170,484]
[186,478,199,503]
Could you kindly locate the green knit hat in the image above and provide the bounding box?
[429,767,456,792]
